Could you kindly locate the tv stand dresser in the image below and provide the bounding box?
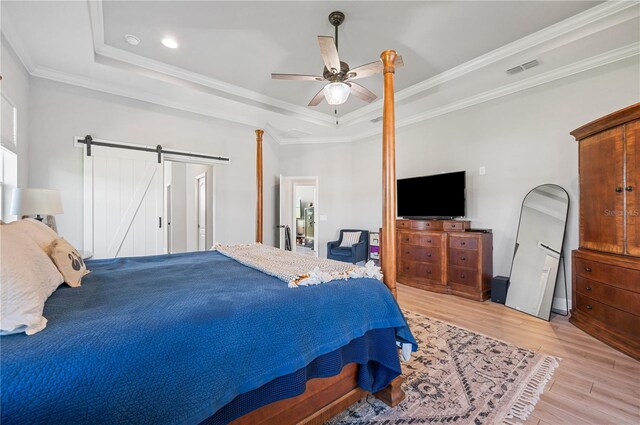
[396,219,493,301]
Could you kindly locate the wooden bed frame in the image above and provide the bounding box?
[242,50,403,424]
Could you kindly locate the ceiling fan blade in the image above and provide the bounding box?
[348,82,377,103]
[318,36,341,74]
[346,60,382,80]
[308,88,325,106]
[271,73,324,81]
[347,55,404,80]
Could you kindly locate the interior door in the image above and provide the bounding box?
[84,145,164,259]
[197,175,207,251]
[166,184,172,253]
[579,127,625,254]
[626,120,640,256]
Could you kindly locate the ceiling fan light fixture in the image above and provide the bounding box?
[323,82,350,105]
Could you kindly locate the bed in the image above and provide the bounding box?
[1,50,404,425]
[1,251,414,424]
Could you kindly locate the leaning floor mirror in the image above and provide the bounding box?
[506,184,569,321]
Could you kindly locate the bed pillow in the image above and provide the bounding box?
[339,231,362,248]
[8,218,59,252]
[0,224,64,335]
[47,238,89,287]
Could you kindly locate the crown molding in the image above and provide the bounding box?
[279,136,352,145]
[87,0,337,128]
[31,66,262,128]
[338,0,640,127]
[349,42,640,143]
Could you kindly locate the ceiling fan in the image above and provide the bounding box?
[271,11,404,107]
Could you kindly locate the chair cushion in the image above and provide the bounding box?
[339,231,362,248]
[330,247,353,257]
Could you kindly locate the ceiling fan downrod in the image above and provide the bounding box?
[328,11,345,52]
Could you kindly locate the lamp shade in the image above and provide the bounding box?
[323,82,350,105]
[10,188,64,216]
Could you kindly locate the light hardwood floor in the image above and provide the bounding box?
[397,284,640,425]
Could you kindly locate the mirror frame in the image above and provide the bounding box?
[507,183,570,321]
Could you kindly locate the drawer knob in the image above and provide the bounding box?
[585,267,592,272]
[451,224,457,228]
[626,186,633,192]
[461,257,466,261]
[427,270,432,274]
[616,187,623,193]
[427,253,432,257]
[586,305,593,310]
[460,273,466,279]
[460,242,466,246]
[427,240,432,243]
[586,286,592,291]
[404,237,409,241]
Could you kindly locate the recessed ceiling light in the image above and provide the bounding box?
[161,37,178,49]
[124,34,140,46]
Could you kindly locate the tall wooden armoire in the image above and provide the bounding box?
[570,103,640,360]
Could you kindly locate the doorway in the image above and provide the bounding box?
[279,176,318,256]
[196,173,207,251]
[164,161,214,253]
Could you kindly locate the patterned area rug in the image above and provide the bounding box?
[328,310,560,425]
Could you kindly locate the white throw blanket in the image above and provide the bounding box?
[213,243,383,288]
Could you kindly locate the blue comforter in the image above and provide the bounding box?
[1,251,416,425]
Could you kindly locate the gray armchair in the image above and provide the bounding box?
[327,229,369,264]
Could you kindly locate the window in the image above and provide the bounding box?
[0,93,18,221]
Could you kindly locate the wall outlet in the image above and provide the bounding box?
[319,215,328,221]
[479,166,486,176]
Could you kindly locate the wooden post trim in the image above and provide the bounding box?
[255,129,264,244]
[380,50,398,299]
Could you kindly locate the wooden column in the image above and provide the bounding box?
[255,129,264,243]
[375,50,405,409]
[380,50,398,299]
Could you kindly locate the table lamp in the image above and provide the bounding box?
[10,188,64,232]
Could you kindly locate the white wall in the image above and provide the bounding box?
[281,57,640,307]
[279,144,356,257]
[27,77,279,250]
[1,36,30,196]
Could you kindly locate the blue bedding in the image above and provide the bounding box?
[1,251,416,425]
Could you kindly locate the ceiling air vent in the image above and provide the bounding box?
[370,116,383,123]
[506,59,540,75]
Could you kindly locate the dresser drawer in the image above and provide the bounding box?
[448,249,478,268]
[576,293,640,337]
[399,260,442,281]
[449,236,478,251]
[575,257,640,292]
[448,266,478,287]
[396,220,411,229]
[411,220,444,231]
[401,246,440,263]
[444,221,470,232]
[576,276,640,316]
[399,232,442,247]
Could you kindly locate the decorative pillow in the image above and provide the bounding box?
[339,231,362,248]
[0,224,64,335]
[47,238,89,287]
[7,218,58,252]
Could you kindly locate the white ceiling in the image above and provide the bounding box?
[1,1,638,144]
[101,1,600,115]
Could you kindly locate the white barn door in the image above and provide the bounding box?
[84,145,164,259]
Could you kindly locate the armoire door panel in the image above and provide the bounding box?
[579,127,625,254]
[626,120,640,256]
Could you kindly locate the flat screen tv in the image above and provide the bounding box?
[397,171,466,218]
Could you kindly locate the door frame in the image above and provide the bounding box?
[279,176,319,256]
